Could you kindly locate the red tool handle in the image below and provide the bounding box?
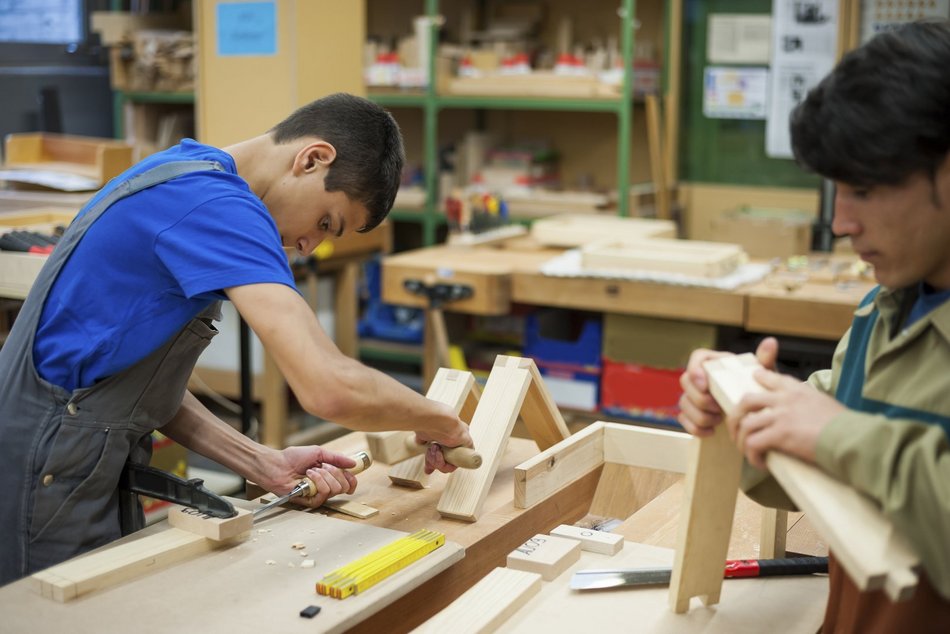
[725,556,829,578]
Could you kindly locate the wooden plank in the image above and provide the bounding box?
[21,507,461,633]
[333,260,360,357]
[514,421,605,509]
[759,507,788,559]
[438,360,532,521]
[323,498,379,519]
[602,423,690,473]
[550,524,623,555]
[645,94,671,220]
[530,214,675,248]
[705,353,920,601]
[411,567,542,634]
[667,425,744,613]
[500,355,570,451]
[581,238,745,278]
[498,541,826,633]
[389,369,478,488]
[506,534,581,581]
[30,528,230,602]
[166,506,253,541]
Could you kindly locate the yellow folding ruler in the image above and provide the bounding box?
[316,529,445,599]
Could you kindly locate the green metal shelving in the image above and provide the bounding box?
[369,0,639,246]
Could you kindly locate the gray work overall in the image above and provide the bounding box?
[0,160,226,585]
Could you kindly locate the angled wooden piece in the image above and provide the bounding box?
[389,369,481,488]
[668,424,744,613]
[438,358,533,521]
[411,567,542,634]
[514,421,606,509]
[704,353,920,602]
[498,355,571,450]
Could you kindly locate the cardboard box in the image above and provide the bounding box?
[602,314,717,369]
[709,207,813,259]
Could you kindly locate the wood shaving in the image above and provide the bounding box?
[265,560,276,566]
[301,560,315,569]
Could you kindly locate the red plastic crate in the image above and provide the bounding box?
[600,359,683,425]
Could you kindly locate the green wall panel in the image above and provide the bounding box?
[680,0,820,189]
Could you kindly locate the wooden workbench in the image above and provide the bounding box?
[0,430,826,633]
[382,242,875,387]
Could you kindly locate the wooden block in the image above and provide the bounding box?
[581,237,745,278]
[506,534,581,581]
[30,528,226,602]
[531,214,676,247]
[366,431,412,464]
[389,369,480,488]
[759,507,788,559]
[166,505,253,541]
[703,353,763,413]
[514,422,605,509]
[438,361,532,521]
[667,425,743,613]
[412,567,542,634]
[323,498,379,519]
[550,524,623,555]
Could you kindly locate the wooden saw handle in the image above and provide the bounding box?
[403,436,482,469]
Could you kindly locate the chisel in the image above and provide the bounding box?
[253,451,372,518]
[570,556,829,590]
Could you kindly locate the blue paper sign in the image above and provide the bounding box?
[217,1,277,57]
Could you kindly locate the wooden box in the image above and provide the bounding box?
[2,133,133,191]
[581,238,745,278]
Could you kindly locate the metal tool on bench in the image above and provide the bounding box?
[253,450,373,518]
[570,556,829,590]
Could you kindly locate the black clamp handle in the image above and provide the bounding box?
[119,462,236,519]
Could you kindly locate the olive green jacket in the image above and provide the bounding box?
[742,285,950,598]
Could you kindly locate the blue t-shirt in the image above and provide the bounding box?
[34,139,295,391]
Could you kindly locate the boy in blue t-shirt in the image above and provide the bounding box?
[0,93,472,582]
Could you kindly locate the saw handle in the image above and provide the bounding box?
[297,450,374,497]
[404,436,482,469]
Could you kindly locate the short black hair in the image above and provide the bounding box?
[790,20,950,188]
[270,93,404,231]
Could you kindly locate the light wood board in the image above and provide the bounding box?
[499,541,827,633]
[412,567,542,634]
[5,504,462,634]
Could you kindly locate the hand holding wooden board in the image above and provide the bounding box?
[702,353,920,602]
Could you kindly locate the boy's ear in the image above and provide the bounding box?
[295,141,337,174]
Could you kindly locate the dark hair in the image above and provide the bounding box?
[270,93,404,231]
[790,20,950,188]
